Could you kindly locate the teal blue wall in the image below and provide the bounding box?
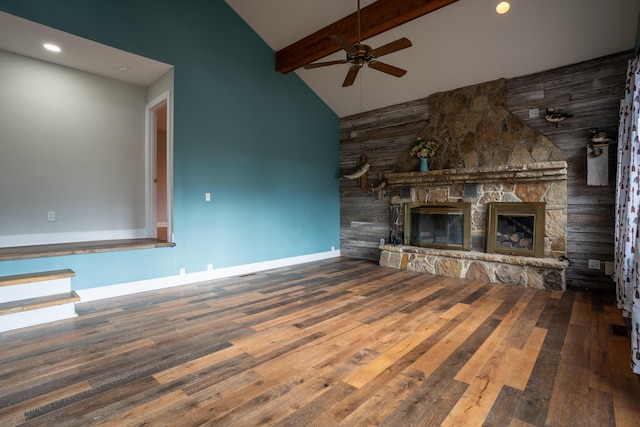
[0,0,340,290]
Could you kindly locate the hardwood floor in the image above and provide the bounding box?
[1,257,639,426]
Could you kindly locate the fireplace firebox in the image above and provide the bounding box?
[486,202,545,258]
[404,203,471,250]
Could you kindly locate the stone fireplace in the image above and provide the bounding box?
[378,79,569,291]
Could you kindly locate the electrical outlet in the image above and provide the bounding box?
[205,192,211,202]
[331,246,335,251]
[380,238,385,245]
[47,211,55,222]
[528,108,539,118]
[605,261,614,275]
[207,264,213,272]
[588,259,601,270]
[179,267,186,277]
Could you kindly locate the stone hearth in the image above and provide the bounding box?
[379,246,567,291]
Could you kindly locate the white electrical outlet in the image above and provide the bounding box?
[207,264,213,272]
[47,211,55,222]
[605,261,614,275]
[331,246,335,251]
[179,267,186,276]
[528,108,539,118]
[588,259,601,270]
[380,238,385,245]
[205,192,211,202]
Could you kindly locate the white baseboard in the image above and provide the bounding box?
[0,229,147,248]
[76,249,341,302]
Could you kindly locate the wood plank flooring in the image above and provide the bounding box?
[1,257,639,426]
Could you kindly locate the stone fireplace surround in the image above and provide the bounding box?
[379,162,568,291]
[376,78,570,291]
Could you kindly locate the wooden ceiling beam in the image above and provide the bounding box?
[275,0,459,74]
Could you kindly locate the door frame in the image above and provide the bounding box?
[145,90,173,242]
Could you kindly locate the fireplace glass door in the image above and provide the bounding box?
[404,203,471,250]
[486,202,545,258]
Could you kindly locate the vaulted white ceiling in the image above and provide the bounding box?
[225,0,639,117]
[1,2,637,119]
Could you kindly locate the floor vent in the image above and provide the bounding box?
[612,324,628,337]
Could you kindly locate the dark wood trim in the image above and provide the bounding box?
[0,239,175,261]
[275,0,459,73]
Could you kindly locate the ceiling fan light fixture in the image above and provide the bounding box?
[496,2,510,15]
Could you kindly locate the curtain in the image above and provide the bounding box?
[615,54,640,374]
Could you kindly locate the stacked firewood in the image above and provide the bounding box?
[497,232,533,250]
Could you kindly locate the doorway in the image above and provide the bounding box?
[146,91,172,242]
[155,104,168,240]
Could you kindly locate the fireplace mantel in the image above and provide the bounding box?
[385,161,568,186]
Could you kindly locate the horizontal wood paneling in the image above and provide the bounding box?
[339,100,427,262]
[340,51,632,289]
[506,51,631,290]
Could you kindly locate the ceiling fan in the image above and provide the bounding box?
[303,0,412,87]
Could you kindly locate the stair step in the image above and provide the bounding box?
[0,269,75,287]
[0,291,80,316]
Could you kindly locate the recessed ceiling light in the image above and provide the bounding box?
[43,43,61,52]
[496,1,510,14]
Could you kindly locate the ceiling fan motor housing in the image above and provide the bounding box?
[347,44,374,68]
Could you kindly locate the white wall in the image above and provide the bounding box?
[146,68,173,104]
[0,50,147,246]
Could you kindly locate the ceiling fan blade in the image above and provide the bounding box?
[329,34,358,55]
[370,38,412,58]
[368,61,407,78]
[343,66,360,87]
[303,59,349,69]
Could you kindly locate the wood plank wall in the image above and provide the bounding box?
[339,51,632,290]
[340,100,429,261]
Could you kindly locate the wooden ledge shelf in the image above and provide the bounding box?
[0,239,175,261]
[0,291,80,315]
